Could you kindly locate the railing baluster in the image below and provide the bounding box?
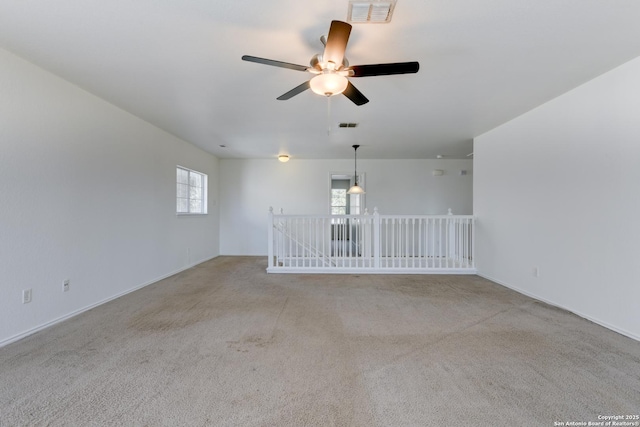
[286,218,290,267]
[401,219,405,268]
[460,219,463,267]
[351,216,355,267]
[353,217,357,268]
[385,217,389,268]
[471,217,475,268]
[468,218,471,267]
[460,218,463,267]
[424,218,428,268]
[391,218,395,268]
[404,218,408,268]
[356,217,360,268]
[427,218,431,268]
[412,218,415,268]
[463,218,467,268]
[447,217,451,269]
[323,217,328,268]
[279,219,284,267]
[396,219,400,267]
[348,217,352,268]
[403,218,407,268]
[456,218,460,267]
[437,218,441,269]
[297,218,301,268]
[411,218,415,268]
[342,218,346,268]
[417,218,421,268]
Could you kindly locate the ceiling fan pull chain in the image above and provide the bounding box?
[327,96,332,135]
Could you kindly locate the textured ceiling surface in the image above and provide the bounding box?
[1,0,640,159]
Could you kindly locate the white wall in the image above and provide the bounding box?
[474,56,640,340]
[0,48,220,345]
[219,158,473,255]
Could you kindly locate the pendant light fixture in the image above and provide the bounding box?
[347,144,365,194]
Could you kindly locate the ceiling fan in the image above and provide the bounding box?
[242,20,419,106]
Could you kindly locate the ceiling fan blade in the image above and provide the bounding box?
[277,81,311,100]
[323,21,352,67]
[343,81,369,106]
[349,62,420,77]
[241,55,309,72]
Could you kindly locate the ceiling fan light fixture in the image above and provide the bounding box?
[310,73,349,97]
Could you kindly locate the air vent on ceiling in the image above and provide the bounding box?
[338,122,359,128]
[347,0,397,23]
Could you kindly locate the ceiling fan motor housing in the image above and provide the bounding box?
[310,54,349,71]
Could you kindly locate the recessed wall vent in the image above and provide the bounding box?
[338,122,359,128]
[348,0,397,23]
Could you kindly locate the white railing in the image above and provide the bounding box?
[267,208,475,274]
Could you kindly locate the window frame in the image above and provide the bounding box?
[176,165,208,215]
[328,172,366,216]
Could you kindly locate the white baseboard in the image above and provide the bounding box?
[478,273,640,342]
[0,255,218,349]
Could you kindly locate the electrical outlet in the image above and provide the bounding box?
[22,289,32,304]
[63,279,70,292]
[533,267,540,277]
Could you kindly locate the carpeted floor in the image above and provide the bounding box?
[1,256,639,426]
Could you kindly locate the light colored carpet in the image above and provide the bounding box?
[1,256,639,426]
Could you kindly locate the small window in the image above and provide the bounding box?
[176,166,208,214]
[331,189,347,215]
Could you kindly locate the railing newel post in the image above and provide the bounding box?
[267,207,274,271]
[472,216,476,269]
[373,207,380,269]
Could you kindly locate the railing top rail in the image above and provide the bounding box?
[272,213,474,220]
[377,214,474,219]
[272,214,364,219]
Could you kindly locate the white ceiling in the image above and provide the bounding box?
[1,0,640,160]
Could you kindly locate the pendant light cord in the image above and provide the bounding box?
[353,144,359,185]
